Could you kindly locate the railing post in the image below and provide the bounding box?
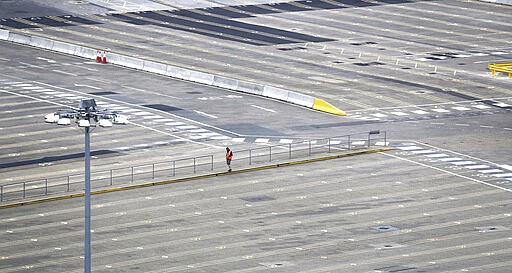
[368,133,371,148]
[45,178,48,195]
[211,155,214,171]
[1,185,3,202]
[289,143,292,159]
[328,138,331,153]
[249,149,252,165]
[152,163,155,180]
[131,166,134,183]
[193,158,196,173]
[23,182,26,198]
[67,176,70,192]
[110,169,113,186]
[384,131,387,146]
[348,135,351,150]
[308,140,311,156]
[269,146,272,162]
[172,161,176,177]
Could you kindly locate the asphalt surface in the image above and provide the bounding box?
[1,0,512,272]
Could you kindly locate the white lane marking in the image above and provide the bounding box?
[425,153,449,158]
[193,110,218,119]
[478,169,503,174]
[492,173,512,178]
[396,146,422,151]
[255,138,269,143]
[450,161,477,166]
[152,118,174,122]
[176,125,197,130]
[19,62,45,69]
[251,104,276,113]
[52,70,78,76]
[498,164,512,171]
[438,157,463,162]
[11,83,33,87]
[20,86,43,90]
[382,152,512,193]
[472,104,491,109]
[463,165,489,170]
[375,141,389,146]
[390,111,408,116]
[231,138,245,142]
[74,83,101,90]
[371,113,388,118]
[210,135,230,140]
[494,102,511,108]
[132,111,153,116]
[37,57,56,63]
[166,122,185,126]
[452,106,470,111]
[411,149,437,154]
[188,129,209,133]
[431,108,450,113]
[411,110,429,115]
[143,115,164,119]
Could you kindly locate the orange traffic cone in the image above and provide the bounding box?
[96,50,102,63]
[101,50,107,63]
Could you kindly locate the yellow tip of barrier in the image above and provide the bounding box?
[313,98,347,116]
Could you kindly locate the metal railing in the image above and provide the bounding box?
[1,131,386,202]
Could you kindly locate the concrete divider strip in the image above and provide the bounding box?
[29,36,54,50]
[142,60,167,75]
[262,85,289,101]
[73,46,96,59]
[113,54,144,70]
[7,32,31,44]
[2,32,347,116]
[51,40,79,55]
[0,29,9,40]
[313,98,347,116]
[236,80,264,95]
[213,75,239,89]
[0,147,392,209]
[166,65,191,80]
[189,70,214,85]
[287,91,315,108]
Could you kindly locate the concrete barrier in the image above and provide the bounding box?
[115,55,144,70]
[7,32,31,44]
[29,36,54,50]
[143,60,167,75]
[236,80,264,96]
[189,70,214,85]
[262,86,289,102]
[73,46,96,59]
[51,40,78,55]
[166,65,191,81]
[287,91,314,108]
[212,76,238,90]
[2,31,348,117]
[0,29,9,40]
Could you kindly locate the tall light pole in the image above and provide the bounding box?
[45,98,127,273]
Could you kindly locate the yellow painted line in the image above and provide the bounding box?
[313,98,347,116]
[0,148,392,209]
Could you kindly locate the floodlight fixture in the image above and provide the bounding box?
[44,97,127,273]
[44,113,59,123]
[98,119,113,127]
[57,117,71,125]
[78,119,91,127]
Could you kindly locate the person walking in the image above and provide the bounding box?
[225,147,233,172]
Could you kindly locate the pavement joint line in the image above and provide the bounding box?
[0,147,392,209]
